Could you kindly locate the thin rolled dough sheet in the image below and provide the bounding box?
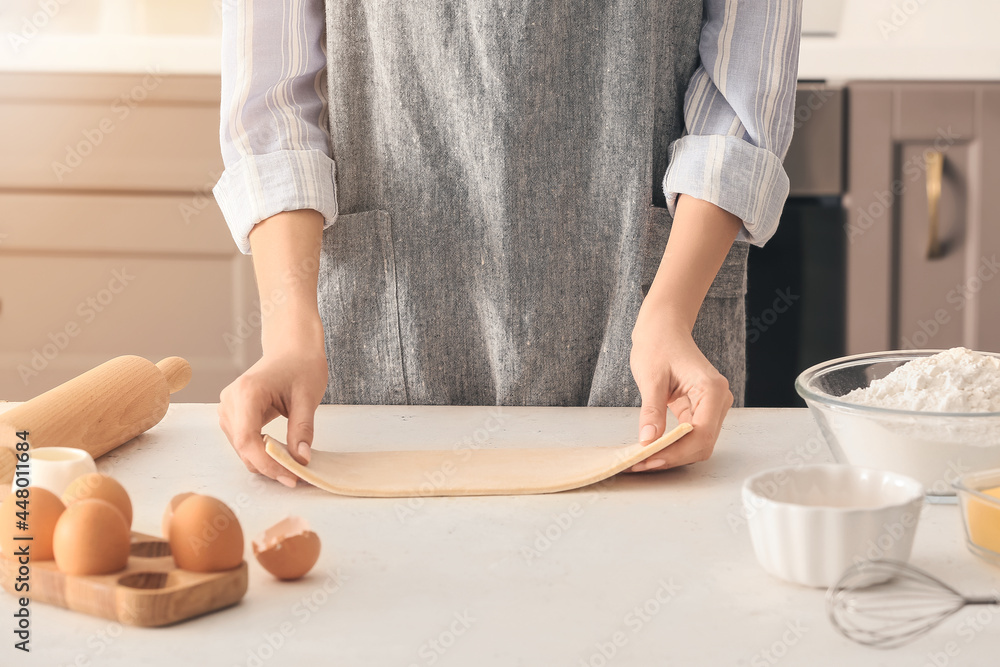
[263,422,692,498]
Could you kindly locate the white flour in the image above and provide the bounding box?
[841,347,1000,412]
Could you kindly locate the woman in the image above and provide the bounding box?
[214,0,801,487]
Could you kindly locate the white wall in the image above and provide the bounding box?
[2,0,998,78]
[800,0,1000,80]
[0,0,221,73]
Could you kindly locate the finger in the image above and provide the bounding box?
[638,378,732,471]
[261,404,281,425]
[219,387,262,474]
[637,379,670,445]
[628,378,671,473]
[286,390,319,466]
[630,396,692,472]
[230,385,301,487]
[237,433,299,488]
[666,394,692,424]
[217,403,248,469]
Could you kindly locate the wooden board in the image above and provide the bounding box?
[0,532,247,627]
[264,422,693,498]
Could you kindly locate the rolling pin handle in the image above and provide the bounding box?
[156,357,192,394]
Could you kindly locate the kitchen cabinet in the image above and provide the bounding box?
[0,73,260,402]
[845,82,1000,355]
[745,84,847,407]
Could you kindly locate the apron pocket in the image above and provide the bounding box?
[641,204,749,298]
[317,209,408,404]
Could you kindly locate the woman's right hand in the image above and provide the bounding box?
[218,209,327,487]
[218,322,328,487]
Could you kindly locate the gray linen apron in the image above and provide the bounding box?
[318,0,749,408]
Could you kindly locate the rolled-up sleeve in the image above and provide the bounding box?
[664,0,802,246]
[213,0,337,254]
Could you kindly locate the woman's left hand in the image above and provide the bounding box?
[628,302,733,472]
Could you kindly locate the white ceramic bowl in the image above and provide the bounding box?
[743,464,925,588]
[11,447,96,497]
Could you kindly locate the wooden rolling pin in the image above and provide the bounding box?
[0,356,191,484]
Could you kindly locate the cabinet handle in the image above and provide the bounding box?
[925,151,944,260]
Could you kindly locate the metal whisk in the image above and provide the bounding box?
[826,560,1000,648]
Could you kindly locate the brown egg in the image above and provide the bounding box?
[53,499,130,575]
[0,487,65,560]
[252,516,321,581]
[161,492,196,538]
[169,495,243,572]
[62,473,133,528]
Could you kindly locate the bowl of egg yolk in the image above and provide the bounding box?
[954,469,1000,566]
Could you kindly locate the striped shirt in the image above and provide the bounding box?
[213,0,802,254]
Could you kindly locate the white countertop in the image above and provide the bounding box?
[1,404,998,666]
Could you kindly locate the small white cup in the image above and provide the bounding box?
[12,448,97,498]
[743,464,925,588]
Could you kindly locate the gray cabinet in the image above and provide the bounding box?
[845,82,1000,354]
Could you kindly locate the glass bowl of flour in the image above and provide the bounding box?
[795,348,1000,499]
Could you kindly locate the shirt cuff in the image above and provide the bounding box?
[663,134,789,247]
[212,149,338,254]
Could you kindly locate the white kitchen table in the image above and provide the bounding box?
[1,404,997,666]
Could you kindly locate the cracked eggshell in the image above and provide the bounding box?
[253,516,321,581]
[162,492,196,538]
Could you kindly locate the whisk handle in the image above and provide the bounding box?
[966,596,1000,606]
